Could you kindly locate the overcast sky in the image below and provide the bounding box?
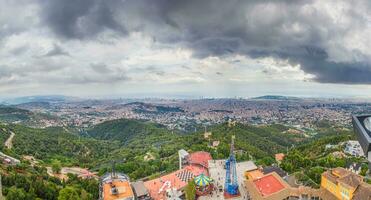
[1,0,371,98]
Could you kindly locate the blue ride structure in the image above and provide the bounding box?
[224,135,239,196]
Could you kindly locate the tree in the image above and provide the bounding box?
[307,166,325,184]
[360,163,368,176]
[6,186,28,200]
[80,189,93,200]
[58,187,81,200]
[184,179,196,200]
[257,157,275,166]
[52,160,62,174]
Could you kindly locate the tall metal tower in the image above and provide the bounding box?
[224,135,239,196]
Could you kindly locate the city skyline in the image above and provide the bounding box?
[1,0,371,98]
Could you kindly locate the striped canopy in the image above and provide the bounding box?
[194,174,212,186]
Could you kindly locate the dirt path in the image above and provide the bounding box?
[5,130,15,149]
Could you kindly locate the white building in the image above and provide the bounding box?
[343,140,365,157]
[178,149,189,170]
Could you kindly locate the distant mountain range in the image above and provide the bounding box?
[0,95,77,105]
[251,95,301,100]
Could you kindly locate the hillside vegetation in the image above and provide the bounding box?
[0,106,32,122]
[280,128,362,188]
[0,117,358,199]
[87,119,173,144]
[9,125,119,167]
[1,119,309,179]
[0,105,58,127]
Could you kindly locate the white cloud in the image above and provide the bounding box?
[0,0,371,98]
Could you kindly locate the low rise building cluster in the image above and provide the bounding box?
[99,150,371,200]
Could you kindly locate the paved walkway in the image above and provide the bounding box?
[5,130,15,149]
[199,160,251,200]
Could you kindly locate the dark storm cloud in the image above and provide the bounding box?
[37,0,371,84]
[39,0,126,39]
[254,46,371,84]
[288,47,371,84]
[190,37,241,58]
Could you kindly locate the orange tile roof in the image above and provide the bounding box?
[246,170,264,180]
[102,180,134,200]
[144,165,207,200]
[275,153,285,161]
[184,165,209,176]
[253,174,286,197]
[188,151,212,168]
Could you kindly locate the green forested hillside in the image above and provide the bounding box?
[0,106,32,122]
[85,120,308,176]
[280,128,364,188]
[0,105,58,127]
[1,164,99,200]
[0,118,357,199]
[2,119,308,179]
[87,119,173,144]
[6,125,119,167]
[207,123,305,159]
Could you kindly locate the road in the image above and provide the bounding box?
[5,130,15,149]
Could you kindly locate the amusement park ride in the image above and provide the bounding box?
[224,135,240,198]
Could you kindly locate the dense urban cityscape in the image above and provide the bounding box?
[4,96,371,131]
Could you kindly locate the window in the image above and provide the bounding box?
[340,188,349,200]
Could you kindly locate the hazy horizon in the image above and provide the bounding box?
[2,93,371,102]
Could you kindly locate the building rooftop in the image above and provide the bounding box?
[144,165,207,200]
[246,169,264,180]
[275,153,285,162]
[338,173,363,188]
[262,166,287,178]
[322,167,363,189]
[132,181,149,197]
[188,151,212,168]
[253,174,286,197]
[322,167,371,199]
[352,184,371,200]
[101,173,134,200]
[101,173,130,184]
[246,171,338,200]
[332,167,350,177]
[244,160,258,172]
[178,149,189,158]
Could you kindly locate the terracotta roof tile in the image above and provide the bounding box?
[188,151,212,168]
